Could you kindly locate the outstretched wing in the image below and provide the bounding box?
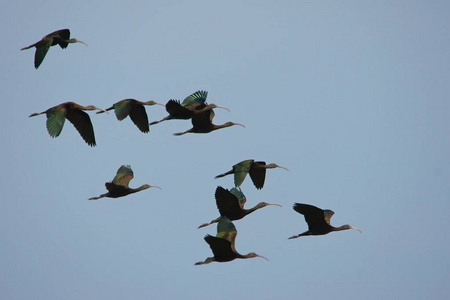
[216,217,237,251]
[52,29,70,48]
[249,161,267,189]
[112,165,134,187]
[112,100,133,120]
[45,107,67,138]
[129,103,150,133]
[215,187,243,219]
[65,109,96,146]
[232,159,254,187]
[165,100,192,118]
[34,42,51,69]
[229,187,246,208]
[181,90,208,106]
[204,235,235,260]
[293,203,329,229]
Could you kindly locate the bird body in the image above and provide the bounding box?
[29,102,105,146]
[21,29,87,69]
[150,90,229,125]
[88,165,161,200]
[198,186,281,228]
[195,217,267,265]
[289,203,361,239]
[97,99,164,133]
[215,159,288,189]
[173,109,244,135]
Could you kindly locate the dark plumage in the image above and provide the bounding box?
[21,29,87,69]
[173,109,244,135]
[289,203,361,239]
[195,217,268,265]
[88,165,161,200]
[215,159,288,189]
[150,90,229,125]
[198,186,281,228]
[97,99,164,133]
[29,101,105,146]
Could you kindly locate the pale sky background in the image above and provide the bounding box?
[1,1,449,299]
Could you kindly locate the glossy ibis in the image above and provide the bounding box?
[150,90,229,125]
[97,99,164,133]
[198,186,281,228]
[289,203,361,239]
[21,29,87,69]
[29,102,106,146]
[89,165,161,200]
[173,109,244,136]
[195,217,268,265]
[215,159,288,189]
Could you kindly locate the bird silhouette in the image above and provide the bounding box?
[29,102,106,146]
[198,186,281,228]
[215,159,288,189]
[97,99,164,133]
[195,217,268,265]
[150,90,229,126]
[88,165,161,200]
[289,203,361,239]
[173,109,244,135]
[21,29,87,69]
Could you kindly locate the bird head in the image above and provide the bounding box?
[246,253,268,261]
[69,38,88,46]
[208,103,230,112]
[225,122,245,128]
[342,225,362,233]
[267,163,289,172]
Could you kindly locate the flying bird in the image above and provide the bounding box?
[150,90,229,126]
[173,109,244,136]
[288,203,361,239]
[21,29,87,69]
[195,217,268,265]
[29,102,106,146]
[215,159,288,189]
[97,99,164,133]
[88,165,161,200]
[198,186,281,228]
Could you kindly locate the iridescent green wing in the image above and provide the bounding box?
[181,90,208,107]
[232,159,254,187]
[34,41,51,69]
[229,187,246,209]
[112,165,134,188]
[45,106,67,138]
[112,100,133,120]
[216,217,237,251]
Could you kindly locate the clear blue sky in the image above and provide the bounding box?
[2,1,449,299]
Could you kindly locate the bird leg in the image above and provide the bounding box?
[194,257,215,265]
[173,129,192,136]
[88,193,108,200]
[198,216,221,229]
[214,169,234,179]
[288,231,310,239]
[96,106,114,114]
[149,116,171,126]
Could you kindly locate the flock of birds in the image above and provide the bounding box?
[23,28,361,265]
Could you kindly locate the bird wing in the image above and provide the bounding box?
[165,100,192,117]
[65,109,96,146]
[215,187,243,218]
[293,203,329,229]
[105,182,128,194]
[232,159,254,187]
[323,210,335,225]
[181,90,208,106]
[34,42,51,69]
[229,187,246,209]
[45,107,67,138]
[204,235,236,259]
[52,29,70,48]
[249,161,267,189]
[216,217,238,248]
[112,165,134,187]
[112,100,132,120]
[191,109,214,130]
[129,103,150,133]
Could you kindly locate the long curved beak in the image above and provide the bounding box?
[76,39,88,46]
[257,254,269,261]
[266,203,282,207]
[233,122,245,128]
[276,165,289,172]
[215,105,230,112]
[351,226,362,233]
[154,102,165,106]
[150,185,162,189]
[94,106,109,114]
